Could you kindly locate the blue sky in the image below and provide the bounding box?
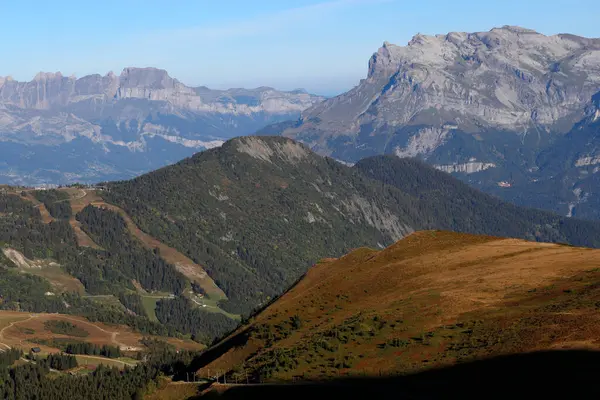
[1,0,599,95]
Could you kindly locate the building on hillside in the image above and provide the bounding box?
[30,347,41,353]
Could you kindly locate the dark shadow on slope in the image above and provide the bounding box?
[182,328,251,375]
[182,271,310,378]
[195,350,600,399]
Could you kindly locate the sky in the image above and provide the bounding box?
[1,0,599,95]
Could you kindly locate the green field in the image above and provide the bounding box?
[75,355,136,369]
[140,296,160,322]
[189,294,241,321]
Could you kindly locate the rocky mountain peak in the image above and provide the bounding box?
[367,41,402,78]
[278,26,600,189]
[367,26,600,80]
[492,25,539,34]
[119,67,177,90]
[0,66,325,185]
[0,76,14,87]
[33,71,64,81]
[302,26,600,141]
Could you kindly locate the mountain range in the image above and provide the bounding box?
[0,68,323,185]
[265,26,600,220]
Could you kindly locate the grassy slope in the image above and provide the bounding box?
[195,230,600,381]
[0,311,205,355]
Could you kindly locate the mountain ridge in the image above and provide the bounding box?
[261,26,600,220]
[192,230,600,383]
[288,25,600,150]
[0,67,321,114]
[102,135,600,316]
[0,67,324,186]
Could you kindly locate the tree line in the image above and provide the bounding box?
[38,353,78,371]
[77,205,187,295]
[32,189,72,220]
[0,340,206,399]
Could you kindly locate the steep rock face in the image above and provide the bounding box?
[280,26,600,158]
[0,68,324,185]
[527,96,600,219]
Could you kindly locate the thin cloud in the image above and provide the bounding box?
[137,0,393,43]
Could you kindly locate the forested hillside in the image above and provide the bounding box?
[5,137,600,348]
[77,205,187,295]
[0,340,203,399]
[0,192,237,342]
[103,136,421,315]
[354,156,600,248]
[104,136,600,317]
[32,189,72,219]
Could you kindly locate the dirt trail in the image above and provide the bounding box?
[21,192,54,224]
[3,313,129,350]
[97,201,227,300]
[0,315,35,350]
[16,188,225,300]
[20,188,101,249]
[65,189,103,249]
[67,190,226,300]
[55,315,127,348]
[69,219,102,249]
[76,354,136,367]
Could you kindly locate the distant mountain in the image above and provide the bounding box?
[0,68,324,185]
[103,136,600,316]
[192,230,600,384]
[262,26,600,219]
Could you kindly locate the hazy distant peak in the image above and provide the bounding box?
[253,86,276,92]
[119,67,178,90]
[33,71,63,81]
[0,76,14,86]
[493,25,539,34]
[120,66,171,76]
